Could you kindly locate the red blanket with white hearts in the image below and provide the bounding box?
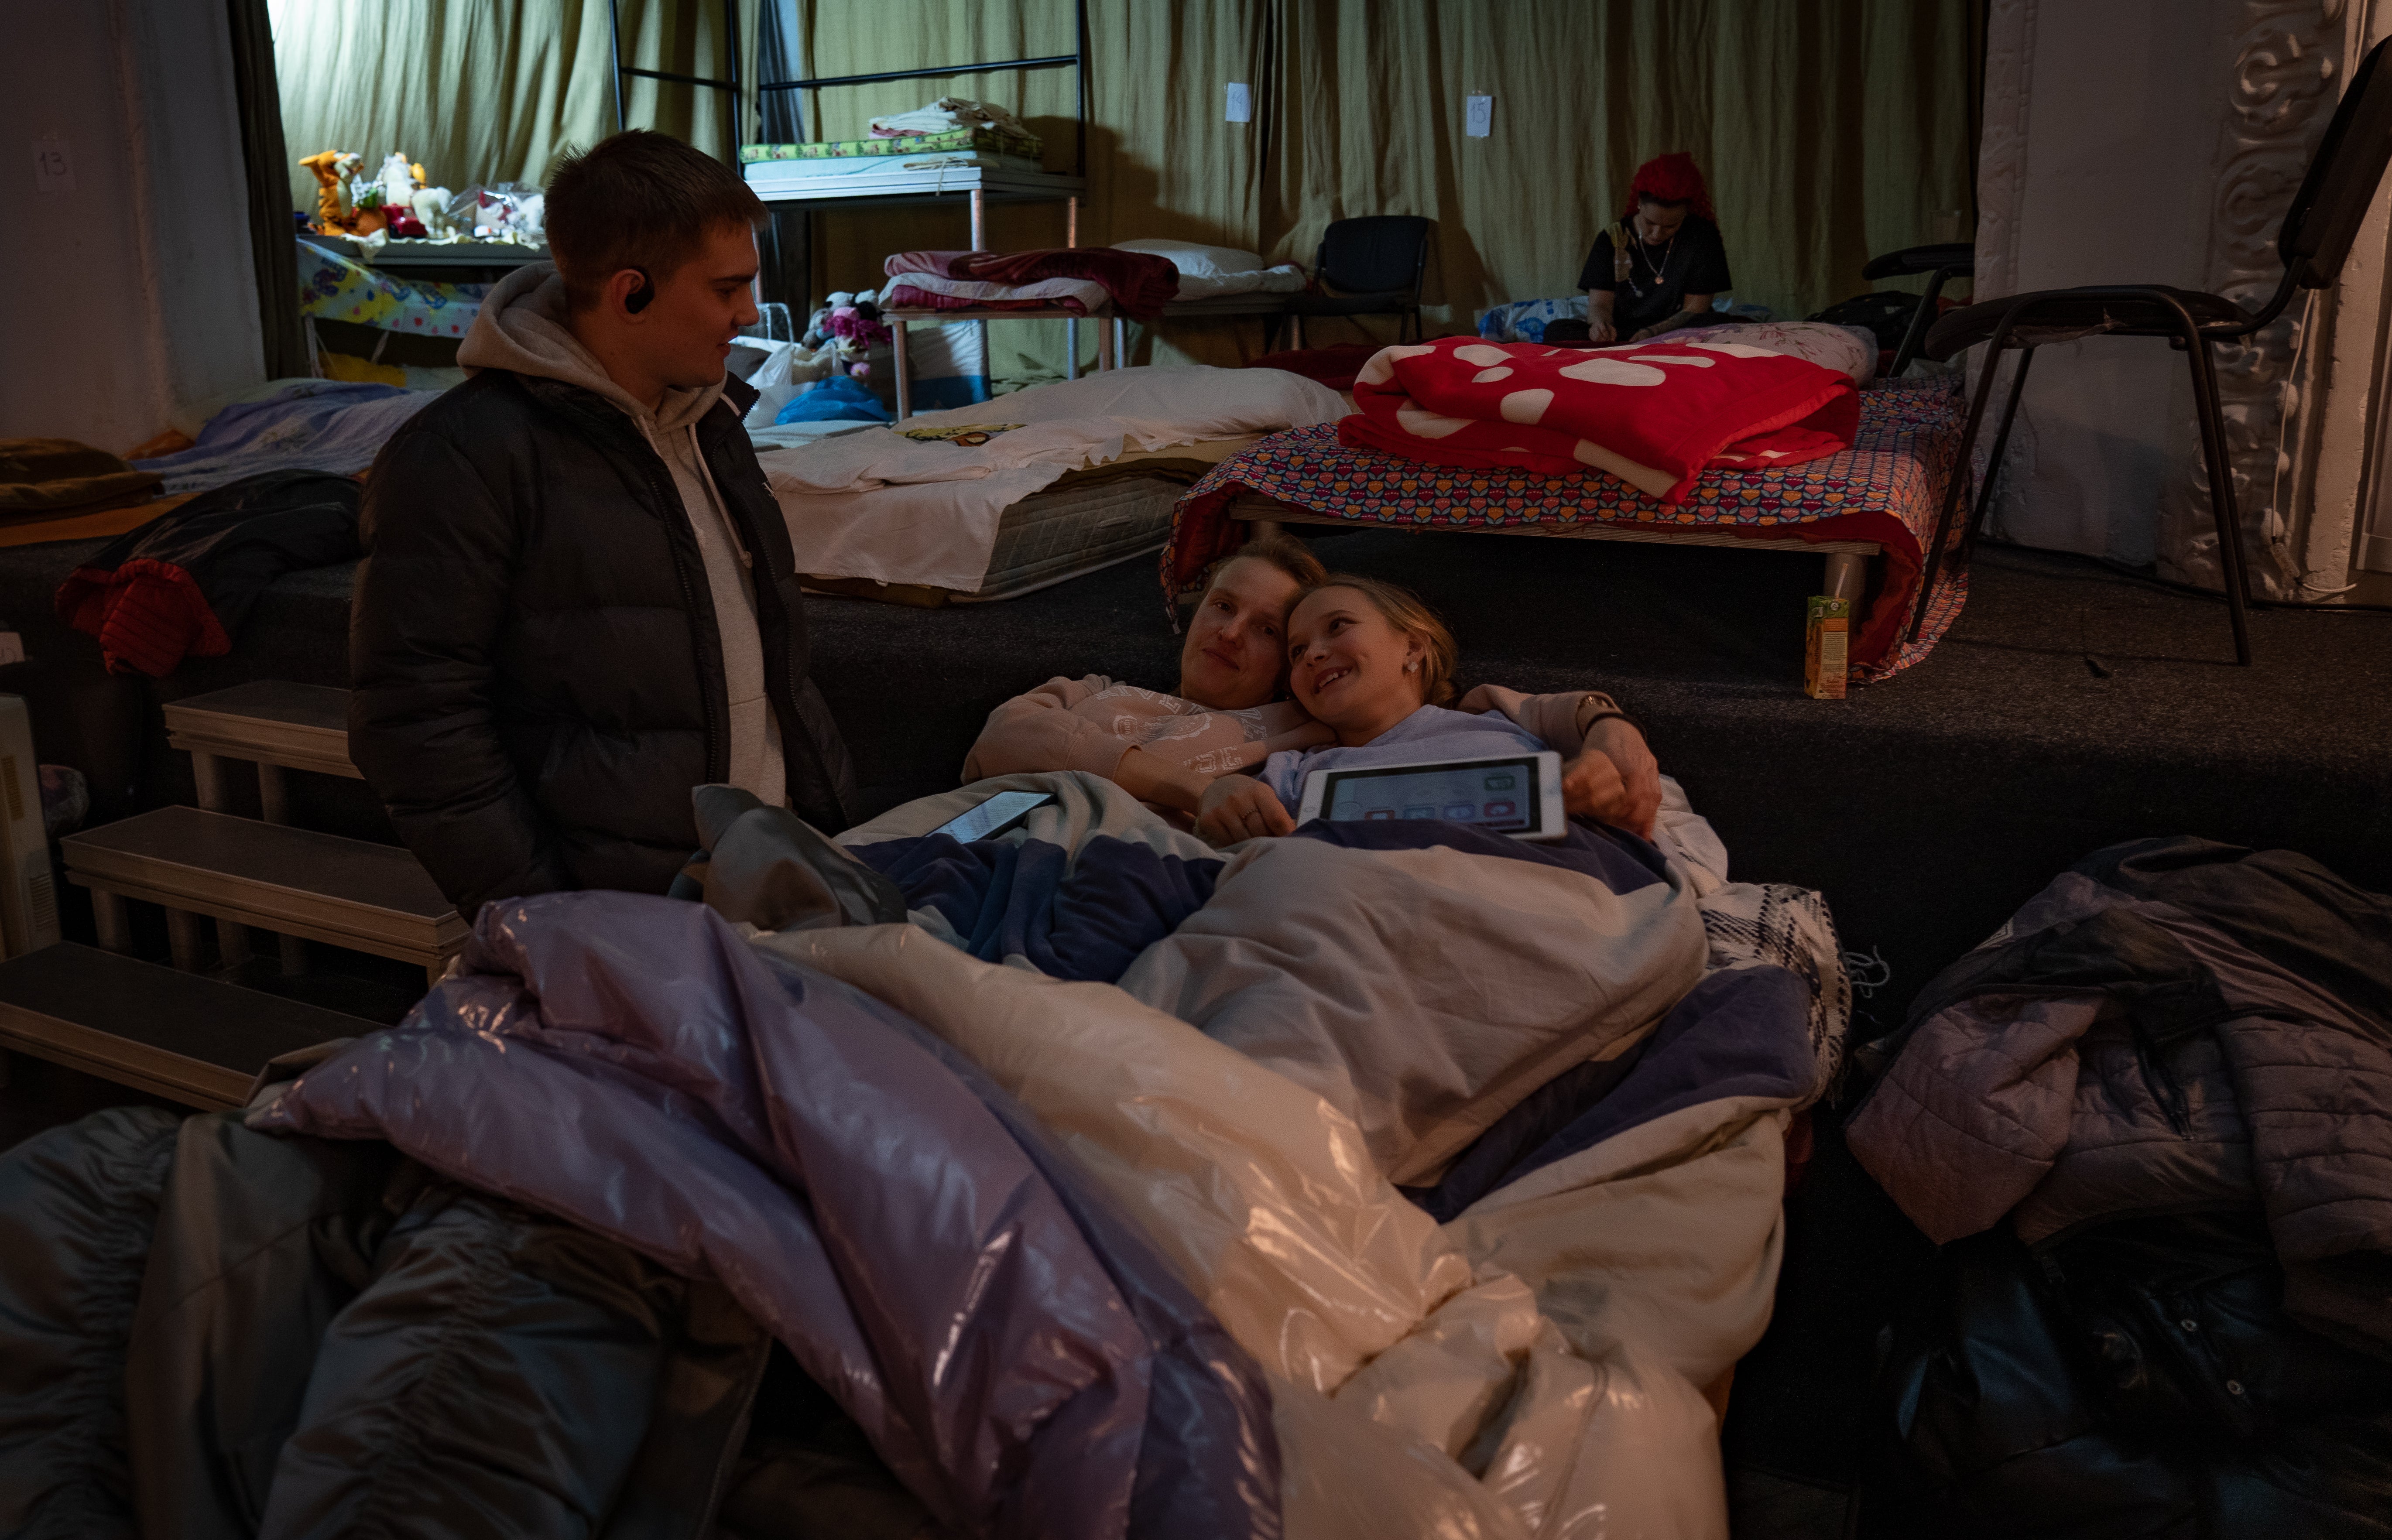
[1340,337,1861,505]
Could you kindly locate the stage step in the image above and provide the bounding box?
[161,681,359,780]
[0,942,367,1110]
[63,806,465,986]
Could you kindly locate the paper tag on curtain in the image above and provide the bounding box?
[1465,96,1494,137]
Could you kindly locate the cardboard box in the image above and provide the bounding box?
[1804,596,1851,700]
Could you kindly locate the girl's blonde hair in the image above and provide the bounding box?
[1301,573,1459,707]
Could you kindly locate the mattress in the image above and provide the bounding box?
[804,473,1184,608]
[740,151,1045,181]
[740,125,1044,162]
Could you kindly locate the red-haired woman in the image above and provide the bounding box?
[1578,152,1733,343]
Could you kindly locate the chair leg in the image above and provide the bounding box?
[1960,346,2036,564]
[2185,336,2254,665]
[1907,330,2016,643]
[1888,270,1949,380]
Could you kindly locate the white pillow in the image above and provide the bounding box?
[1111,238,1272,280]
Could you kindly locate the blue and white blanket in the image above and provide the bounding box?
[134,382,433,494]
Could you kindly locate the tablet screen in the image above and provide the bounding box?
[1314,756,1543,834]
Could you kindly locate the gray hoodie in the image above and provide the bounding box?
[456,264,784,808]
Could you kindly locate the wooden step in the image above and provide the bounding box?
[63,807,465,977]
[161,681,358,780]
[0,942,368,1110]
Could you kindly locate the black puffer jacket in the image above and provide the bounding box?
[1878,1211,2392,1537]
[352,367,855,914]
[0,1108,942,1540]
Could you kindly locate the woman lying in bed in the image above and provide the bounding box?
[963,536,1660,846]
[1196,574,1660,847]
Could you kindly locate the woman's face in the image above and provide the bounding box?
[1636,196,1690,240]
[1286,585,1426,742]
[1177,557,1303,710]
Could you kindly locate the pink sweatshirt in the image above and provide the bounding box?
[961,676,1624,784]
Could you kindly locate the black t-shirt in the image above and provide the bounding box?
[1579,216,1733,335]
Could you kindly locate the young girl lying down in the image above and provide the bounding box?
[963,537,1662,847]
[1199,574,1662,848]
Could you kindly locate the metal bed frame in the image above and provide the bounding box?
[607,0,1097,382]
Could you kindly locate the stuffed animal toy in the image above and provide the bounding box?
[377,152,415,216]
[298,150,363,233]
[410,186,455,237]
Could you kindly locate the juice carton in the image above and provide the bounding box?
[1805,595,1851,699]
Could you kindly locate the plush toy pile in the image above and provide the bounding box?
[296,149,544,250]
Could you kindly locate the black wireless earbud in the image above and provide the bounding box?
[625,267,655,314]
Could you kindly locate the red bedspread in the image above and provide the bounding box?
[1345,337,1859,505]
[1163,378,1972,684]
[883,248,1181,321]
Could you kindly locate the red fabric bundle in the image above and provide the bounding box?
[882,248,1181,320]
[1338,337,1859,506]
[55,558,231,678]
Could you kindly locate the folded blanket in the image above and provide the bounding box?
[884,248,1182,321]
[132,380,432,495]
[1341,336,1860,505]
[882,274,1115,315]
[0,438,159,517]
[869,95,1035,141]
[55,470,362,677]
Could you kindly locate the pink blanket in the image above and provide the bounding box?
[884,249,1181,321]
[1340,337,1859,505]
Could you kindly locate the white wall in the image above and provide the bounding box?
[1977,0,2240,563]
[0,0,264,455]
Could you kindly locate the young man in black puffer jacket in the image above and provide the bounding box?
[352,131,855,915]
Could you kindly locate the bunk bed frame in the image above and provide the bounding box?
[610,1,1098,386]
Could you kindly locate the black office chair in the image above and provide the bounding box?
[1860,241,1974,378]
[1281,216,1433,347]
[1909,34,2392,666]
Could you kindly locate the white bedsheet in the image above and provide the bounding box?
[764,366,1343,590]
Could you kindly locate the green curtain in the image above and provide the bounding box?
[264,0,1977,372]
[264,0,743,215]
[1266,0,1979,339]
[227,0,309,379]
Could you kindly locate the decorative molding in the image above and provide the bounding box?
[1973,0,2038,301]
[2155,0,2346,595]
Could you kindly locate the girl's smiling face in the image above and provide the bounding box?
[1286,585,1428,745]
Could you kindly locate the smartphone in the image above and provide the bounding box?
[932,789,1056,843]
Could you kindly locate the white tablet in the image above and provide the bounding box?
[1297,751,1566,842]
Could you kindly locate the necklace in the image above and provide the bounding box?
[1627,222,1677,298]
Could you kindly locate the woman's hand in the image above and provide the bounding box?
[1590,319,1617,343]
[1196,774,1295,845]
[1566,718,1662,838]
